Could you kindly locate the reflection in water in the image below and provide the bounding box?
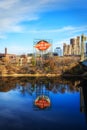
[33,83,51,110]
[0,77,87,130]
[79,80,87,123]
[34,95,51,109]
[80,87,85,112]
[0,77,80,93]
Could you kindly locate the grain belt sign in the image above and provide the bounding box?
[35,40,51,51]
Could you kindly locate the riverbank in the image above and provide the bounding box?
[0,73,87,78]
[0,57,86,78]
[62,74,83,77]
[0,73,61,77]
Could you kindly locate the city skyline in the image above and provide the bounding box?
[0,0,87,54]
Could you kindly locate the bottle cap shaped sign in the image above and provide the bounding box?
[34,40,51,51]
[34,95,50,109]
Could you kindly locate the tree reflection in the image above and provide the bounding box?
[0,77,80,94]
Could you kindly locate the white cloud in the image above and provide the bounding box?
[0,0,87,38]
[52,25,87,50]
[25,25,87,51]
[1,25,87,54]
[26,25,87,35]
[0,33,6,39]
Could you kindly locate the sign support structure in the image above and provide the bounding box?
[33,39,53,67]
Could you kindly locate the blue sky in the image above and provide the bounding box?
[0,0,87,54]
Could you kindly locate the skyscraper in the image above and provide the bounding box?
[76,36,81,55]
[63,43,68,56]
[54,47,62,56]
[85,43,87,57]
[70,38,76,55]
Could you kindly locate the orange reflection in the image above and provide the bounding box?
[35,95,50,109]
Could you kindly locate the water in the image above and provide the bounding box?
[0,77,87,130]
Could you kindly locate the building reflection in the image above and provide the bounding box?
[79,80,87,123]
[0,77,81,111]
[80,87,85,112]
[33,82,51,110]
[0,77,81,94]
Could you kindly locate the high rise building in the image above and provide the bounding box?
[63,43,72,56]
[76,36,81,55]
[70,38,77,55]
[55,47,62,56]
[63,35,82,56]
[85,43,87,57]
[68,44,72,55]
[63,43,68,56]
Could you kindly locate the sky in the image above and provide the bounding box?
[0,0,87,54]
